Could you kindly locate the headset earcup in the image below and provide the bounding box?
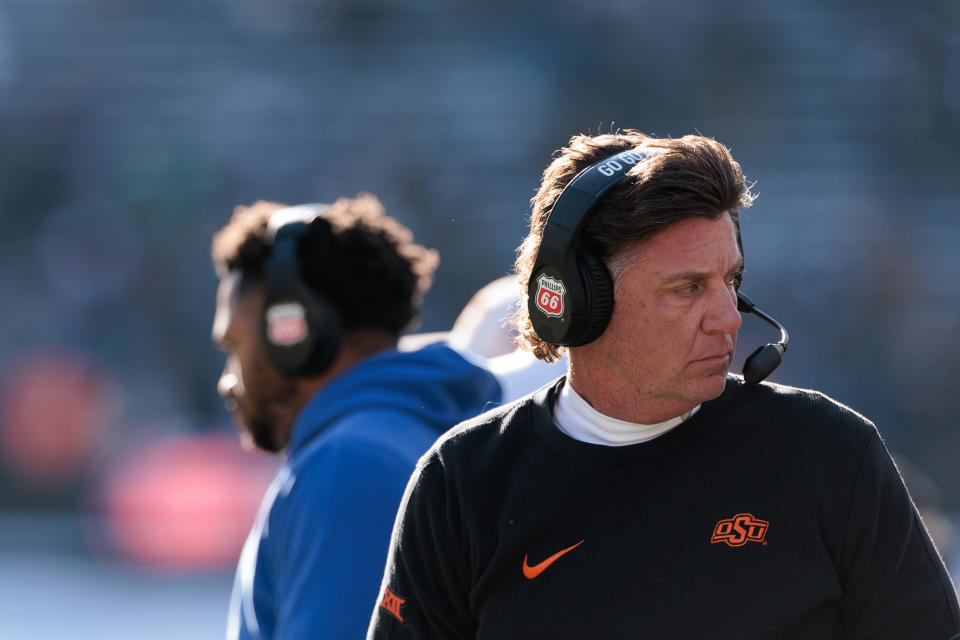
[262,212,345,377]
[573,250,614,346]
[263,283,343,377]
[295,285,343,376]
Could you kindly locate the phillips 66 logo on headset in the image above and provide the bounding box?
[266,303,309,346]
[535,273,565,318]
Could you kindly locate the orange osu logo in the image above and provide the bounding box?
[379,585,407,623]
[711,513,769,547]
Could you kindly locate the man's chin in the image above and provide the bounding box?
[688,368,729,404]
[237,430,258,452]
[232,417,277,453]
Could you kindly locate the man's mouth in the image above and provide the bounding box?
[693,352,731,365]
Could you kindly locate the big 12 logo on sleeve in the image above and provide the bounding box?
[535,274,565,318]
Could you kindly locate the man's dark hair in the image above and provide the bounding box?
[514,130,756,362]
[212,193,439,336]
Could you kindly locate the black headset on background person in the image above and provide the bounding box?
[527,147,788,384]
[261,204,344,377]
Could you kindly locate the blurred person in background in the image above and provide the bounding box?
[210,195,500,639]
[368,131,960,639]
[446,275,521,359]
[448,275,567,402]
[399,274,567,403]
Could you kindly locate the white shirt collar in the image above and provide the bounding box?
[553,381,700,446]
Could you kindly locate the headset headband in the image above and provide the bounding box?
[266,203,328,242]
[528,147,663,346]
[262,203,342,376]
[542,148,664,241]
[265,204,328,284]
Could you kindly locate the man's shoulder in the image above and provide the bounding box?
[292,409,439,473]
[439,394,535,452]
[728,376,878,450]
[740,377,873,423]
[270,410,440,517]
[415,388,546,480]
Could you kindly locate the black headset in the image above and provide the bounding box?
[526,147,788,384]
[262,204,344,377]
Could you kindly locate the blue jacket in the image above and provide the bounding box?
[226,343,500,639]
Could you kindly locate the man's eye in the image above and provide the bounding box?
[675,284,699,296]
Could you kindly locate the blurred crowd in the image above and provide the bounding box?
[0,0,957,582]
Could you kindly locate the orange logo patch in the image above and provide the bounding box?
[379,585,407,623]
[711,513,769,547]
[522,539,584,579]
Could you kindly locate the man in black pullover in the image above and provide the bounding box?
[368,130,960,639]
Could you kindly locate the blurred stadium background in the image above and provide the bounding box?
[1,0,958,636]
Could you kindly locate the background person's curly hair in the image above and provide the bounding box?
[513,130,756,362]
[212,193,439,337]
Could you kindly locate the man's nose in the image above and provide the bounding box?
[217,372,239,399]
[702,283,742,335]
[218,357,240,399]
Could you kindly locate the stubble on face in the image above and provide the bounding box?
[214,275,299,453]
[233,351,298,453]
[570,214,742,423]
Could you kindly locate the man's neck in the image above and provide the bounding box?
[297,329,398,399]
[566,356,698,425]
[286,329,398,437]
[554,382,698,446]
